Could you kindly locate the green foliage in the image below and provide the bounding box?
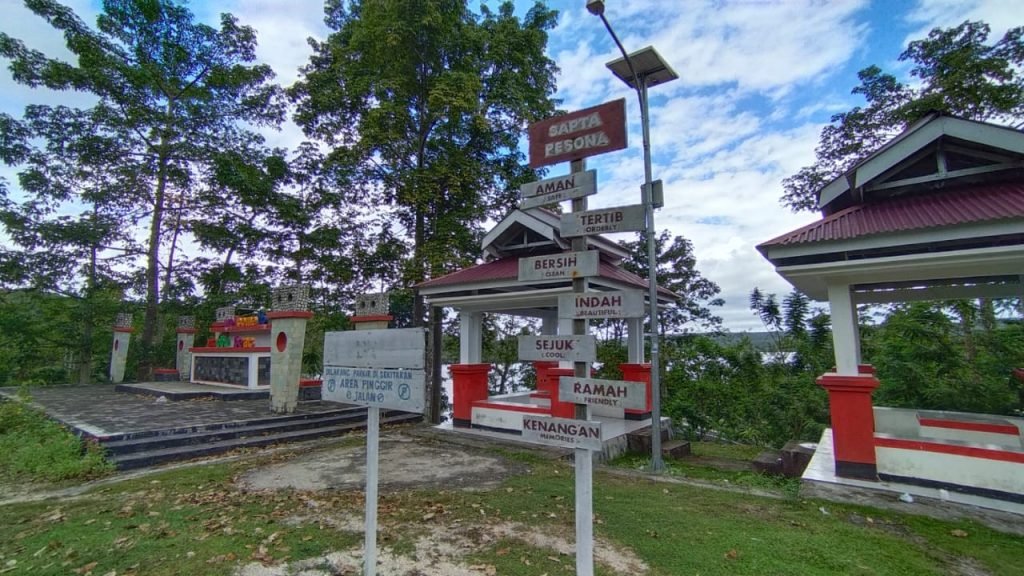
[782,21,1024,212]
[0,397,112,482]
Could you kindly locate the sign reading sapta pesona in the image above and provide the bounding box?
[521,415,603,451]
[558,290,644,319]
[559,204,646,237]
[518,334,597,362]
[519,170,597,210]
[518,250,599,282]
[558,376,647,411]
[528,99,627,168]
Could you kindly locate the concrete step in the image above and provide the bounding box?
[100,411,372,455]
[626,424,672,455]
[107,411,421,470]
[753,450,784,475]
[662,439,692,459]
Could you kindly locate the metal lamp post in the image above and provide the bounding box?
[588,0,679,472]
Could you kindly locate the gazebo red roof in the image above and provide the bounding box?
[417,255,677,299]
[759,182,1024,250]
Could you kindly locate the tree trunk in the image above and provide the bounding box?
[78,238,98,385]
[139,130,171,380]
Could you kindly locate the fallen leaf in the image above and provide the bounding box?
[951,529,969,538]
[73,561,98,574]
[496,547,510,556]
[725,549,739,560]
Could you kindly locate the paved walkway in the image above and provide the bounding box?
[0,384,348,438]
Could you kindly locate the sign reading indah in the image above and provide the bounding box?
[558,376,647,411]
[518,334,597,362]
[519,170,597,210]
[528,99,627,168]
[518,250,599,282]
[558,290,644,319]
[559,204,646,237]
[521,415,603,451]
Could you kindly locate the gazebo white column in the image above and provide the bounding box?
[451,309,489,427]
[818,283,880,480]
[621,315,652,419]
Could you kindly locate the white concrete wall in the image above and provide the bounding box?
[876,440,1024,496]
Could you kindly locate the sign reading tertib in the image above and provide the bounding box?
[519,170,597,210]
[521,415,603,451]
[518,250,599,282]
[559,204,646,237]
[528,99,628,168]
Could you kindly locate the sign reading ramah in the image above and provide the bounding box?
[559,204,646,237]
[528,99,627,168]
[558,376,647,411]
[519,170,597,209]
[518,250,599,282]
[521,415,603,451]
[558,290,644,319]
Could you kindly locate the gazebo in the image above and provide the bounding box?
[758,113,1024,508]
[418,207,675,439]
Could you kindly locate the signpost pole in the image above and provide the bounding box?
[569,157,595,576]
[364,406,380,576]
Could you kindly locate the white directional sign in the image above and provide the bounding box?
[518,334,597,362]
[558,290,644,319]
[518,250,600,282]
[324,328,425,369]
[519,170,597,209]
[559,204,646,237]
[322,366,425,413]
[521,415,603,451]
[558,376,647,411]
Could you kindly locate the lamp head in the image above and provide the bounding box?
[586,1,605,16]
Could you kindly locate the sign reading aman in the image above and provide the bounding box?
[521,415,603,451]
[518,250,599,282]
[528,99,627,168]
[519,170,597,209]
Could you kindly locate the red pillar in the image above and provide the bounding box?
[620,363,652,420]
[817,373,880,480]
[548,367,577,419]
[450,363,490,428]
[533,361,559,397]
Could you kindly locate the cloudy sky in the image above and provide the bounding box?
[1,0,1018,331]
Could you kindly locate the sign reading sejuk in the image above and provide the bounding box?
[528,99,627,168]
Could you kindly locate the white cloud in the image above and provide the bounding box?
[906,0,1020,41]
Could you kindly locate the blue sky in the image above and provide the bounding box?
[1,0,1019,331]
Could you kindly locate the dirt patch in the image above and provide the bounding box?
[237,434,526,492]
[235,520,648,576]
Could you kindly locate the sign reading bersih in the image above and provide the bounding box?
[519,170,597,210]
[518,250,599,282]
[528,99,627,168]
[559,204,646,237]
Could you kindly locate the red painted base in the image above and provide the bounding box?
[621,363,652,417]
[450,364,490,424]
[817,373,880,480]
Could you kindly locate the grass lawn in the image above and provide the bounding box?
[1,439,1021,575]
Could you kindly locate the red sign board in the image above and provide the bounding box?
[528,99,628,168]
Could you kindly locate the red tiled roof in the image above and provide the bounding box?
[417,255,677,299]
[759,183,1024,249]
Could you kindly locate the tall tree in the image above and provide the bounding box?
[0,0,284,377]
[782,21,1024,212]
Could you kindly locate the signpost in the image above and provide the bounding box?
[528,99,628,168]
[520,170,597,210]
[517,250,600,282]
[323,327,426,576]
[521,415,603,451]
[517,335,597,363]
[559,204,645,237]
[557,290,644,319]
[558,376,647,411]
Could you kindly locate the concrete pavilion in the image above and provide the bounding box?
[417,206,676,440]
[759,113,1024,510]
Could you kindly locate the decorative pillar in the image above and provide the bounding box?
[451,363,490,427]
[109,312,133,383]
[821,283,878,480]
[269,285,312,414]
[548,367,577,419]
[176,316,196,382]
[620,363,652,420]
[351,292,392,330]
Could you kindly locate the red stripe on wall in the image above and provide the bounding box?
[918,418,1018,436]
[875,437,1024,464]
[473,401,549,414]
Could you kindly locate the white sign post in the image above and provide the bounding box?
[517,335,597,363]
[558,376,647,411]
[558,290,644,319]
[323,327,426,576]
[517,250,600,282]
[559,204,646,237]
[519,169,597,209]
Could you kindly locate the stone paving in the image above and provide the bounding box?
[0,384,351,438]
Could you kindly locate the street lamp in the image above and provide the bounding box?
[588,0,679,472]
